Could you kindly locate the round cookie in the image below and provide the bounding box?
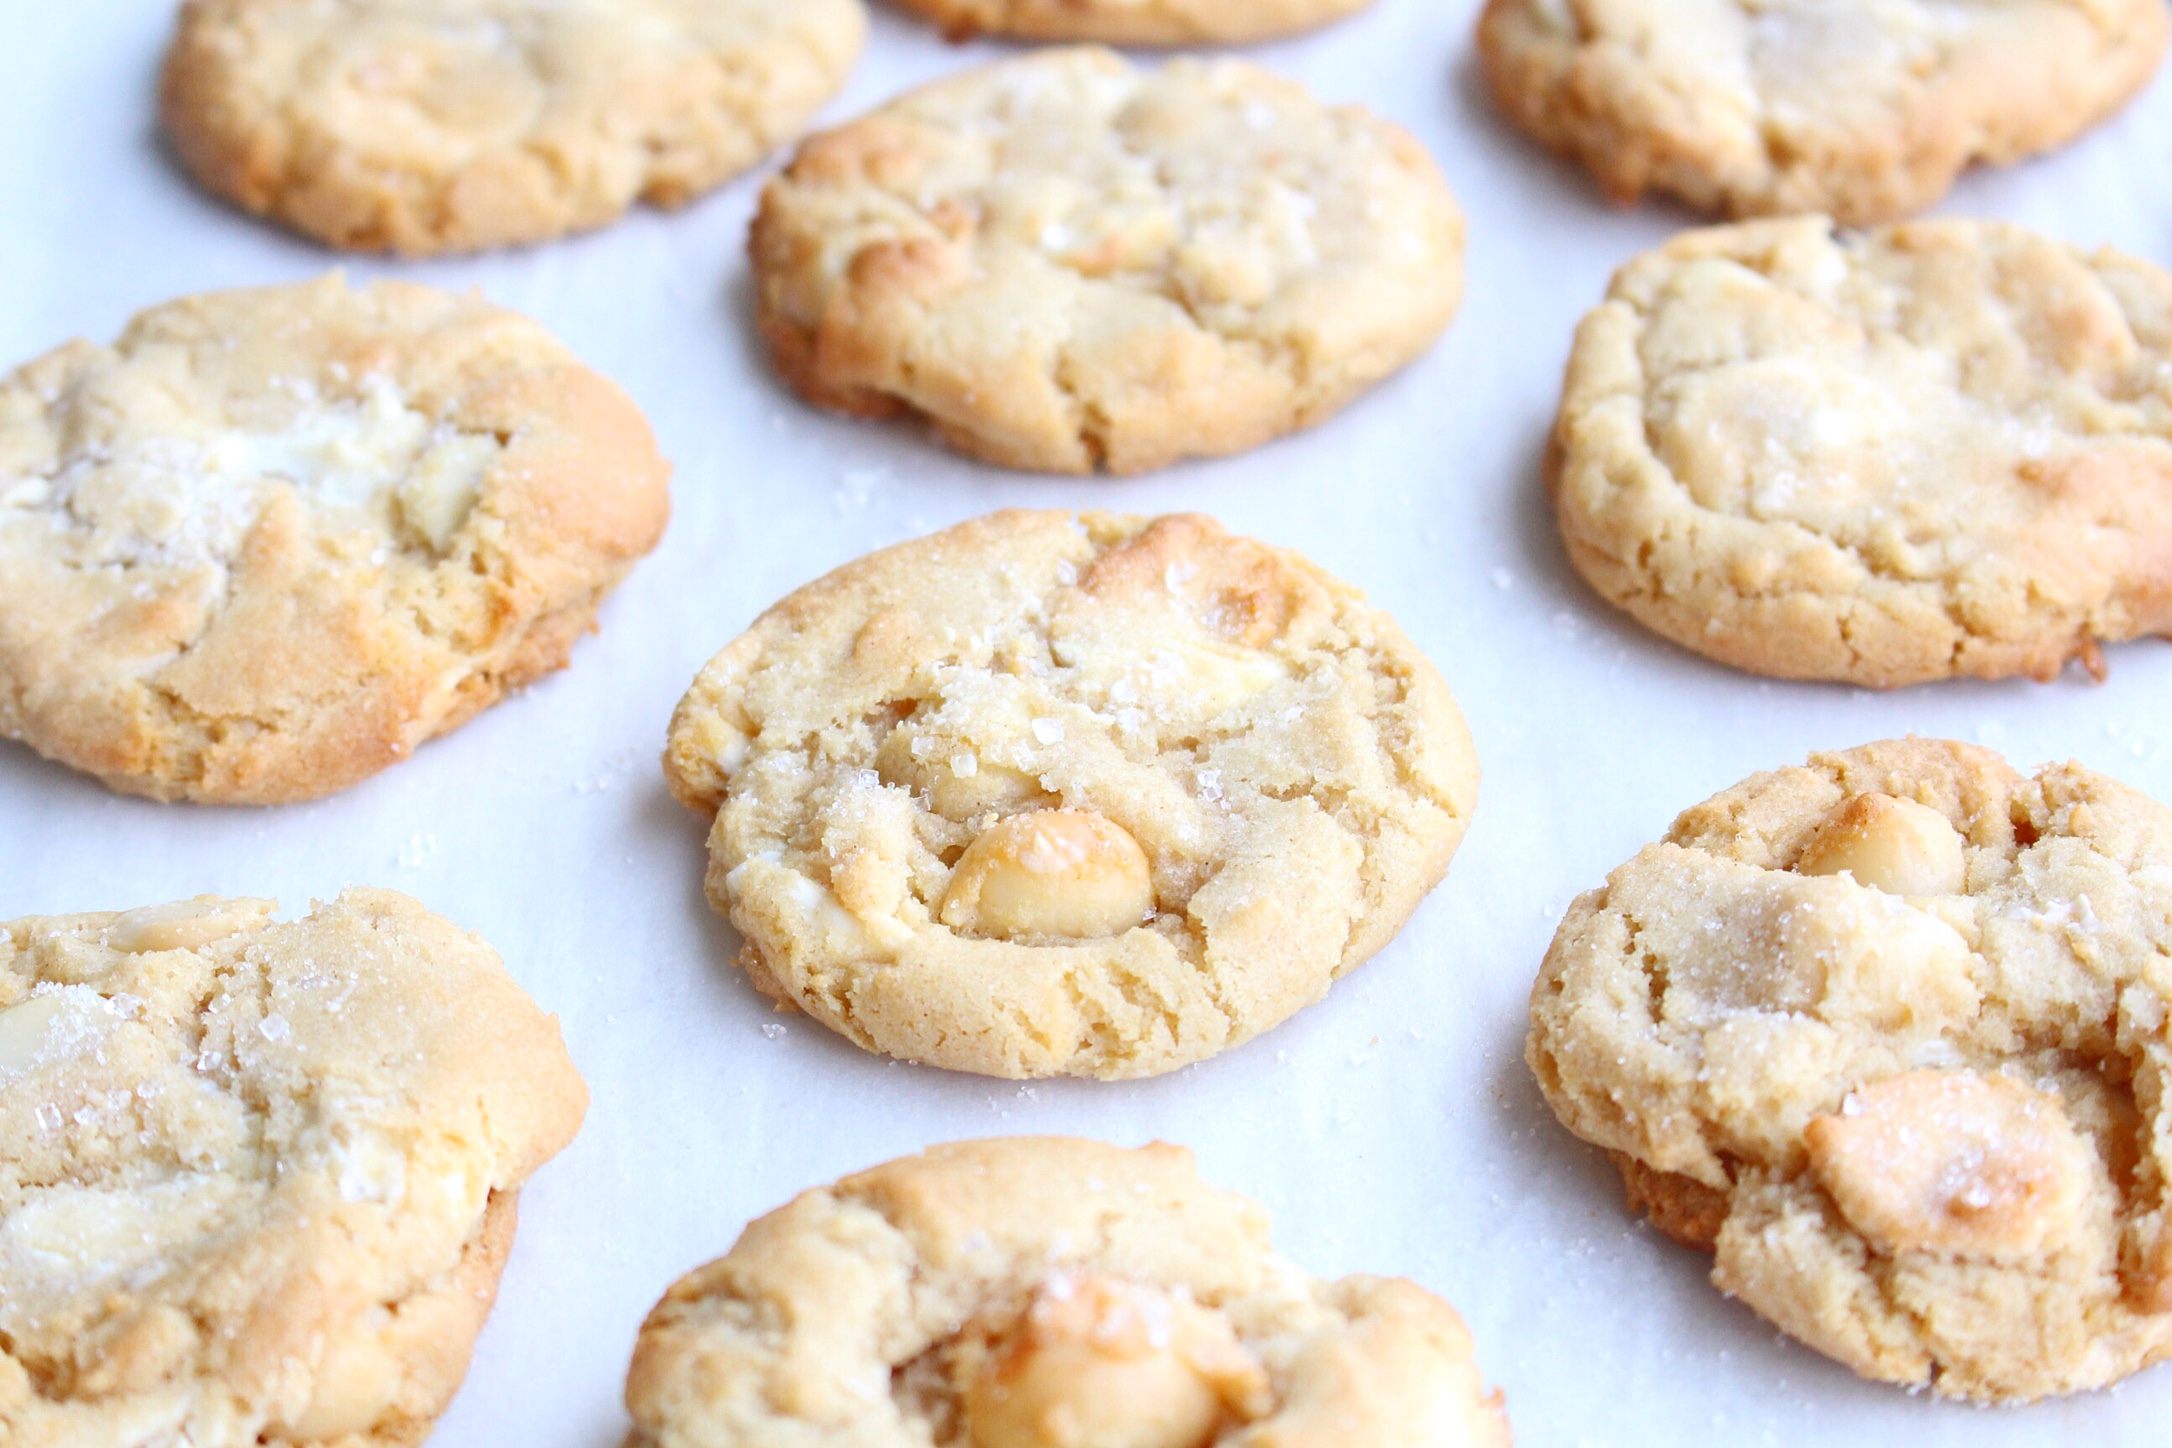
[664,510,1479,1080]
[888,0,1372,46]
[625,1137,1513,1447]
[1476,0,2169,225]
[1551,216,2172,688]
[749,47,1465,474]
[0,274,671,803]
[162,0,868,255]
[1528,738,2172,1401]
[0,888,587,1446]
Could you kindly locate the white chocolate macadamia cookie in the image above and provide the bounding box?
[665,510,1479,1080]
[1529,738,2172,1401]
[1476,0,2169,225]
[0,889,586,1446]
[888,0,1373,46]
[750,47,1465,474]
[625,1138,1512,1447]
[0,274,671,803]
[163,0,868,255]
[1552,217,2172,687]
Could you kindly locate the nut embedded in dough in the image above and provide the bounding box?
[1804,1070,2091,1262]
[941,809,1155,941]
[963,1273,1270,1448]
[104,896,275,953]
[0,992,69,1075]
[1794,793,1965,896]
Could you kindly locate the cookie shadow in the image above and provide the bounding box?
[717,264,797,409]
[1443,44,1716,236]
[1492,1047,1918,1411]
[1506,427,1683,669]
[636,776,741,974]
[633,776,908,1081]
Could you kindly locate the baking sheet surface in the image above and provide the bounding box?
[5,4,2172,1443]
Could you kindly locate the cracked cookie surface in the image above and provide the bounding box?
[749,47,1464,475]
[1528,738,2172,1401]
[163,0,867,255]
[887,0,1372,46]
[0,888,587,1447]
[1551,217,2172,687]
[664,510,1478,1080]
[625,1137,1513,1447]
[0,274,670,803]
[1476,0,2168,224]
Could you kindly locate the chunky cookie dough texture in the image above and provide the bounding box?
[162,0,868,255]
[665,510,1478,1080]
[750,47,1465,474]
[1476,0,2169,224]
[0,888,587,1447]
[625,1137,1513,1448]
[0,274,671,803]
[1551,217,2172,688]
[888,0,1373,45]
[1529,738,2172,1401]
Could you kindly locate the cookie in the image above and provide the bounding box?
[0,888,587,1445]
[1527,738,2172,1401]
[0,273,671,803]
[664,510,1478,1080]
[888,0,1372,46]
[749,47,1465,474]
[162,0,868,256]
[1550,216,2172,688]
[625,1137,1513,1447]
[1476,0,2169,225]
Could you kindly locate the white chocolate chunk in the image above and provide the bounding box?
[286,1304,403,1440]
[105,897,274,954]
[397,433,497,550]
[941,811,1154,940]
[1796,793,1965,896]
[1805,1070,2091,1260]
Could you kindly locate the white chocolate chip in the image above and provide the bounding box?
[396,432,497,550]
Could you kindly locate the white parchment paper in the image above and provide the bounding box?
[4,3,2172,1443]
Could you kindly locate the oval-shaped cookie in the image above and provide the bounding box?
[0,274,671,803]
[1528,738,2172,1401]
[625,1137,1513,1447]
[0,888,586,1445]
[889,0,1372,46]
[162,0,868,255]
[1476,0,2169,224]
[1551,217,2172,687]
[750,47,1466,474]
[664,510,1479,1080]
